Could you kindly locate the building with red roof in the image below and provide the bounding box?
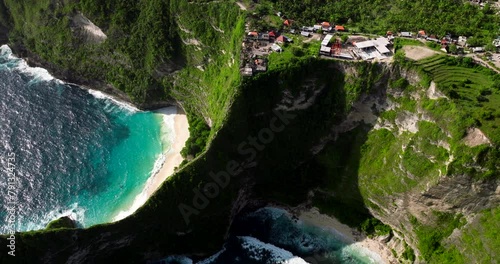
[276,35,291,44]
[335,25,345,31]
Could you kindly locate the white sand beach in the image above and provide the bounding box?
[147,106,190,198]
[113,106,189,222]
[299,207,399,264]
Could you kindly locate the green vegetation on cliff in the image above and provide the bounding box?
[181,112,210,159]
[410,212,466,263]
[2,0,244,134]
[2,0,246,161]
[5,54,403,263]
[416,55,500,142]
[301,52,500,263]
[459,207,500,263]
[45,217,76,230]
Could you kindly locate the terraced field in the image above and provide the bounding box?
[415,55,500,143]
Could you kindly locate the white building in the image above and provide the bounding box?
[400,32,413,38]
[458,36,467,46]
[320,46,331,55]
[493,39,500,48]
[354,38,391,60]
[271,44,283,52]
[321,34,334,46]
[471,47,485,53]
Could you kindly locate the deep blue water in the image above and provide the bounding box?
[0,45,169,232]
[156,208,385,264]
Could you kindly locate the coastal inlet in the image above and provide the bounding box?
[0,45,189,232]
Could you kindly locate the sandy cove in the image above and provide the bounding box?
[113,106,189,222]
[146,106,190,198]
[299,207,399,264]
[115,107,397,264]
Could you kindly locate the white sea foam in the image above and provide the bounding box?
[16,59,55,82]
[0,44,56,82]
[1,45,136,115]
[155,107,176,152]
[112,190,148,222]
[342,243,385,264]
[239,236,308,264]
[112,152,166,222]
[161,256,193,264]
[24,203,85,231]
[112,107,177,222]
[0,44,17,60]
[88,89,139,113]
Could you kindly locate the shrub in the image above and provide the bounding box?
[476,95,489,102]
[479,109,494,120]
[361,217,392,237]
[448,90,461,99]
[341,34,349,43]
[492,80,500,90]
[402,243,416,262]
[291,47,305,57]
[394,50,406,63]
[391,77,409,89]
[426,41,441,50]
[181,114,210,158]
[479,88,492,96]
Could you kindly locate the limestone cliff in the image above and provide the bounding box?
[309,63,500,263]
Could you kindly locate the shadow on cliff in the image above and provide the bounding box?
[225,64,392,263]
[245,62,392,228]
[7,60,392,264]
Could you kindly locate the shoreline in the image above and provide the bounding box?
[5,43,174,110]
[113,106,190,222]
[299,207,399,264]
[148,106,190,198]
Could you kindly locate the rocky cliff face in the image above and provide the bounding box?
[310,63,500,263]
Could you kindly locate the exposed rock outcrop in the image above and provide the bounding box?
[70,13,107,44]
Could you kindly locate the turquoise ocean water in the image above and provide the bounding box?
[0,45,170,232]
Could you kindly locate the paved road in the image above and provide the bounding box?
[465,54,500,74]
